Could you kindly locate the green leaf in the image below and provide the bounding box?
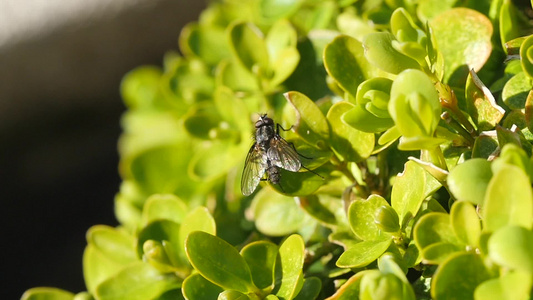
[374,205,401,233]
[323,35,375,97]
[241,241,278,289]
[474,270,532,300]
[348,195,392,241]
[389,69,441,143]
[275,234,305,300]
[483,164,533,232]
[414,213,458,250]
[421,242,461,264]
[447,158,492,205]
[217,290,250,300]
[269,164,329,196]
[502,72,533,109]
[465,69,505,131]
[265,19,300,87]
[360,269,416,300]
[362,32,420,75]
[283,91,330,148]
[326,101,375,162]
[228,22,269,75]
[392,161,440,228]
[488,225,533,272]
[342,77,395,133]
[416,0,458,22]
[450,201,481,247]
[259,0,302,21]
[520,35,533,78]
[178,207,217,265]
[120,66,163,110]
[141,194,188,226]
[83,244,131,295]
[86,225,137,265]
[525,91,533,133]
[252,188,311,236]
[326,271,369,299]
[182,273,223,300]
[293,277,321,300]
[185,231,257,293]
[430,8,493,87]
[297,195,337,225]
[137,220,181,260]
[21,288,75,300]
[337,239,393,268]
[179,23,231,66]
[95,262,181,300]
[431,252,491,300]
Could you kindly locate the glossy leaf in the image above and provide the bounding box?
[83,244,131,295]
[360,269,416,300]
[431,8,493,86]
[325,271,369,299]
[447,158,492,205]
[414,213,458,250]
[421,242,461,264]
[86,225,137,265]
[137,220,181,260]
[252,188,311,236]
[326,101,375,162]
[465,69,505,131]
[520,35,533,78]
[141,194,188,226]
[502,72,533,109]
[483,164,533,232]
[185,231,256,293]
[389,69,441,139]
[362,32,420,75]
[348,195,391,241]
[488,225,533,272]
[297,195,337,225]
[179,23,231,66]
[265,19,300,87]
[182,273,223,300]
[178,207,217,265]
[450,201,481,247]
[474,271,532,300]
[21,288,74,300]
[324,35,375,97]
[228,22,269,74]
[343,77,395,133]
[431,252,490,300]
[337,239,392,268]
[275,234,305,300]
[241,241,278,289]
[95,262,181,300]
[284,91,330,148]
[293,277,321,300]
[392,161,440,228]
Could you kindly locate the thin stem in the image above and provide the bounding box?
[441,111,475,146]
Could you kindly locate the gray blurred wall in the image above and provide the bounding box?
[0,0,205,298]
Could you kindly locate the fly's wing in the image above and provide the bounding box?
[267,136,301,172]
[241,144,267,196]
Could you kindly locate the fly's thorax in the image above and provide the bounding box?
[255,123,275,145]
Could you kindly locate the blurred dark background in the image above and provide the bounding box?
[0,0,205,298]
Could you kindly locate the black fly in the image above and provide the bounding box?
[241,114,320,196]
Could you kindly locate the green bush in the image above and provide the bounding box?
[23,0,533,299]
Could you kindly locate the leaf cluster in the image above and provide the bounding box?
[23,0,533,300]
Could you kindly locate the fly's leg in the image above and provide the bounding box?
[276,123,293,135]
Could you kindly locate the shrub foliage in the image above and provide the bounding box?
[24,0,533,299]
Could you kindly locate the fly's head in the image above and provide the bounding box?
[255,114,274,129]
